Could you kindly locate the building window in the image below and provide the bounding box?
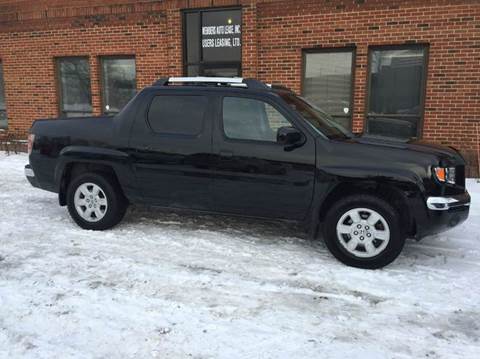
[0,62,7,129]
[302,49,354,130]
[147,95,208,136]
[101,57,136,114]
[366,46,428,139]
[223,97,291,142]
[57,57,92,117]
[184,8,242,77]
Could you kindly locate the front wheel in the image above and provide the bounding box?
[67,172,128,230]
[323,194,406,269]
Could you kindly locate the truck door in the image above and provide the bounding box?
[212,94,316,220]
[129,90,214,210]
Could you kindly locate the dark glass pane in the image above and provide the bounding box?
[223,97,290,142]
[58,58,92,117]
[185,12,201,64]
[0,63,5,110]
[187,65,200,76]
[102,57,136,114]
[201,10,242,63]
[303,51,353,122]
[331,116,351,131]
[184,9,242,76]
[0,111,6,129]
[369,48,425,115]
[367,116,418,139]
[63,112,91,118]
[202,66,240,77]
[280,93,349,140]
[0,63,7,129]
[148,95,207,135]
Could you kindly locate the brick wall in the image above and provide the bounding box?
[0,0,479,174]
[255,0,480,175]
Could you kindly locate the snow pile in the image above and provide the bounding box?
[0,153,479,358]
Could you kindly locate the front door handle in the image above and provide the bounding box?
[219,150,233,158]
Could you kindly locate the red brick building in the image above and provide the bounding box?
[0,0,479,173]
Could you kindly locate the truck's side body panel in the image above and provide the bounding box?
[26,85,470,240]
[209,92,317,221]
[128,88,216,210]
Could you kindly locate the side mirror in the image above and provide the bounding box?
[277,126,303,147]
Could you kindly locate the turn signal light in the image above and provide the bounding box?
[434,167,446,182]
[433,166,456,185]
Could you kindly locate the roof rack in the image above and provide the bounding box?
[152,77,271,90]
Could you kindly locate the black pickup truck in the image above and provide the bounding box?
[25,77,470,268]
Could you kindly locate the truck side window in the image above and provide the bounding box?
[222,97,291,142]
[147,95,208,136]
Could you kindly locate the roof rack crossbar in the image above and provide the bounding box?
[151,77,271,90]
[169,76,245,84]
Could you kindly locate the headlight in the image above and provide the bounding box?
[433,167,456,184]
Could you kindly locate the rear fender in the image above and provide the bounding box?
[56,146,132,206]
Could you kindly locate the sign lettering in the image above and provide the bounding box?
[202,21,241,50]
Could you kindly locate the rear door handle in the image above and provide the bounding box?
[219,150,233,158]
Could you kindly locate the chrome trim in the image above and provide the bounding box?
[24,167,35,178]
[169,77,245,85]
[427,194,470,211]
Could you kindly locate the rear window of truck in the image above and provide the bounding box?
[147,95,208,136]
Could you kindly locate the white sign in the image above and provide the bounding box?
[202,24,241,49]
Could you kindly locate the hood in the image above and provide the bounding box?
[348,135,465,166]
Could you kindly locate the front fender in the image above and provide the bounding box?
[320,165,426,193]
[306,166,425,239]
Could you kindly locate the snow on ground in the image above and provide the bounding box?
[0,153,479,359]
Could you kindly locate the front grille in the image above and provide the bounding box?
[456,165,465,188]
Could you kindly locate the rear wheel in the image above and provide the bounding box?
[67,172,127,230]
[323,194,406,269]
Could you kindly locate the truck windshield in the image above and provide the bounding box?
[279,92,351,140]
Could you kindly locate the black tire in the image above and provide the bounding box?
[322,194,406,269]
[66,172,128,230]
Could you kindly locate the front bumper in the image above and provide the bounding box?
[426,192,471,211]
[416,191,470,239]
[25,164,41,188]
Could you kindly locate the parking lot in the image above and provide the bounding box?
[1,153,479,359]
